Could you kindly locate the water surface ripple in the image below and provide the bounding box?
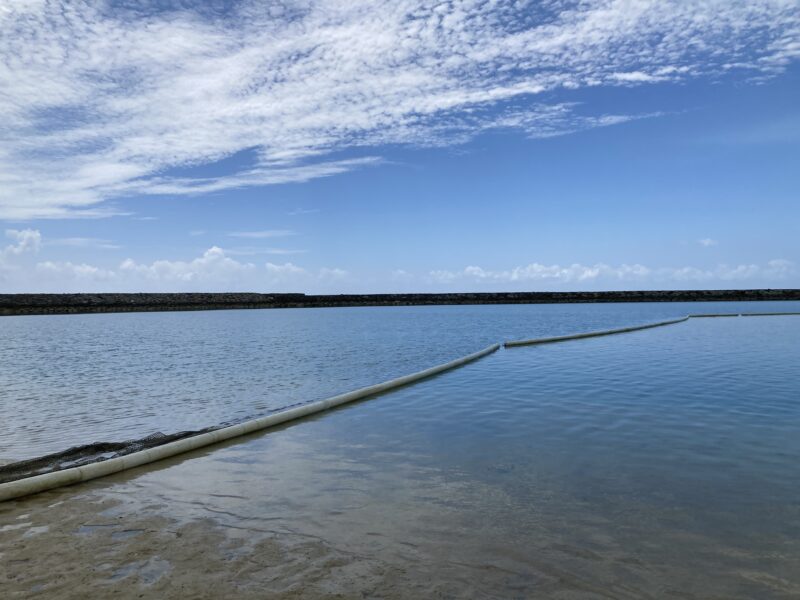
[90,313,800,598]
[1,301,798,462]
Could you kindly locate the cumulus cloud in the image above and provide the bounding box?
[265,262,307,276]
[36,260,116,281]
[0,228,41,281]
[429,259,796,287]
[0,227,355,290]
[264,262,348,282]
[430,263,651,284]
[0,235,351,291]
[2,229,42,258]
[118,246,256,284]
[0,229,796,292]
[0,1,798,218]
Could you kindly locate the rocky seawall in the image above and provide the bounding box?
[1,289,799,316]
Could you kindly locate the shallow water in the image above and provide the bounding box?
[2,310,799,597]
[71,314,798,598]
[0,300,798,461]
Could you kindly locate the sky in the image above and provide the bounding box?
[1,0,798,293]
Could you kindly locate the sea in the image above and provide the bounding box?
[2,301,799,596]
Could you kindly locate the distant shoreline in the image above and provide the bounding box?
[1,289,799,316]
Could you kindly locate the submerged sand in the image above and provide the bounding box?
[1,489,424,600]
[4,485,800,600]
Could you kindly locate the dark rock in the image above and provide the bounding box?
[0,289,798,316]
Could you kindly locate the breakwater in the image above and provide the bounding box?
[1,289,799,316]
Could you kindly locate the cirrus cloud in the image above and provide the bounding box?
[0,1,798,218]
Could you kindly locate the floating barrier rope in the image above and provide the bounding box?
[2,311,798,502]
[503,316,690,348]
[0,344,499,502]
[503,311,800,348]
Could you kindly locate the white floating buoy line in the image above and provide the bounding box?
[1,310,797,502]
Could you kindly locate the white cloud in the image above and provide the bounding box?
[36,260,116,281]
[119,246,255,284]
[429,259,796,286]
[0,229,350,290]
[431,263,652,284]
[265,262,307,276]
[2,228,42,258]
[265,261,347,282]
[611,71,663,83]
[698,238,719,247]
[0,1,797,218]
[2,243,346,291]
[0,229,41,284]
[0,229,796,292]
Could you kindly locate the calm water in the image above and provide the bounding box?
[84,312,800,598]
[1,304,799,596]
[0,301,798,461]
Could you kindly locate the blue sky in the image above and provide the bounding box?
[1,0,798,292]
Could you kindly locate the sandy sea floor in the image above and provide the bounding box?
[3,441,799,600]
[1,488,426,599]
[4,471,650,599]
